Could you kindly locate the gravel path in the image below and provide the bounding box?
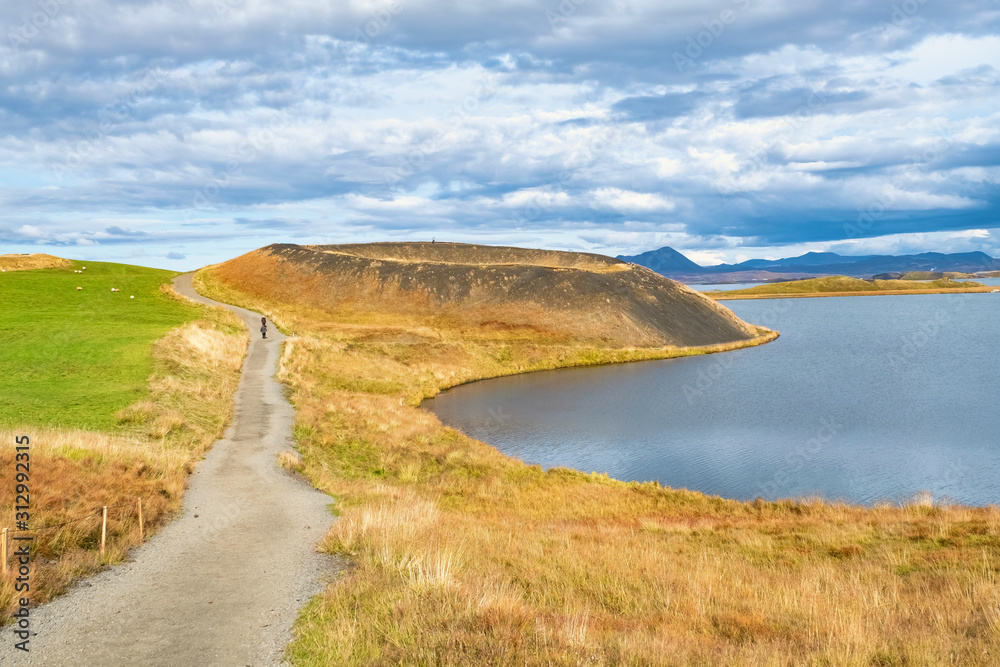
[1,273,339,666]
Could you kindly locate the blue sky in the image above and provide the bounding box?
[1,0,999,270]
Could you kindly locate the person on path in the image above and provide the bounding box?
[260,316,267,339]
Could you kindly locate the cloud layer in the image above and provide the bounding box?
[1,0,999,267]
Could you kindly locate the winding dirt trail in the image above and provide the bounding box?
[2,274,337,666]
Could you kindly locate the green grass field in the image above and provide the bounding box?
[0,260,201,430]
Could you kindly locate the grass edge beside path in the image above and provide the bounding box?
[1,265,248,620]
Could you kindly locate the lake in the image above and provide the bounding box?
[423,293,1000,506]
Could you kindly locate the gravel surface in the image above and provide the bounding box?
[1,273,339,666]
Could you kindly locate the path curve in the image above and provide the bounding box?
[2,273,337,666]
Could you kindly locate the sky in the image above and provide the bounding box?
[1,0,999,270]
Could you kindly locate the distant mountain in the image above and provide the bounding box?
[616,246,703,274]
[618,247,1000,282]
[727,251,877,270]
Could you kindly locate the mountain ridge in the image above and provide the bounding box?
[618,247,1000,281]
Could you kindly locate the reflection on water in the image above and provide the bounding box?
[424,293,1000,506]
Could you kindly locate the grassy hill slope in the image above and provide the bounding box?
[210,242,760,348]
[1,260,204,429]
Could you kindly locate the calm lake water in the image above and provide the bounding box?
[424,293,1000,506]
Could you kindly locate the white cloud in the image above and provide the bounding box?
[0,0,996,268]
[591,188,675,212]
[888,34,1000,86]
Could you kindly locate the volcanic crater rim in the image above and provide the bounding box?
[297,242,633,273]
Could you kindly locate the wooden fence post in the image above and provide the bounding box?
[100,506,108,557]
[1,527,7,575]
[137,498,144,541]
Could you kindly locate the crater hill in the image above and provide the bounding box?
[209,242,761,347]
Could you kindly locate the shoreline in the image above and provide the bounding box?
[424,327,780,397]
[710,286,998,300]
[420,327,994,510]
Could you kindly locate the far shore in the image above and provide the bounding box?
[711,286,999,300]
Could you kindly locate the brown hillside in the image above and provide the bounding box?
[0,253,71,271]
[209,242,759,348]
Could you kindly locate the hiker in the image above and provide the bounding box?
[260,316,267,340]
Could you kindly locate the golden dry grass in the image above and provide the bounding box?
[0,286,247,617]
[194,264,1000,666]
[0,254,71,271]
[713,276,995,300]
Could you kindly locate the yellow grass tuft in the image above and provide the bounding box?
[115,401,157,425]
[324,491,440,556]
[148,410,186,438]
[562,611,589,649]
[405,550,458,592]
[277,449,305,472]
